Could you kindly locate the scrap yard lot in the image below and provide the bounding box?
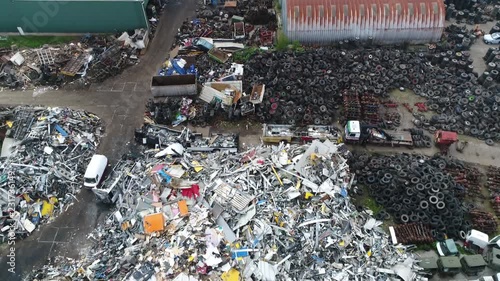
[1,0,500,280]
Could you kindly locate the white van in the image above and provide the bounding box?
[83,154,108,188]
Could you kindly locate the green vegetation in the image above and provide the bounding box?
[232,47,262,63]
[414,243,435,252]
[275,30,289,50]
[274,0,282,13]
[456,244,467,255]
[275,31,305,52]
[0,36,77,48]
[360,196,383,214]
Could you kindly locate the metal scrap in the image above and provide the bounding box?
[29,139,425,280]
[0,106,103,241]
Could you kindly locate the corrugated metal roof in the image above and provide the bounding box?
[281,0,445,44]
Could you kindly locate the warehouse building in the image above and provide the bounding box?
[0,0,150,34]
[281,0,446,44]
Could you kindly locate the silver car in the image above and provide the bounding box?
[484,32,500,44]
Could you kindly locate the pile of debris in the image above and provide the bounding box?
[134,123,238,157]
[176,0,277,48]
[29,141,425,280]
[145,98,225,128]
[0,33,145,90]
[0,106,103,241]
[148,0,275,125]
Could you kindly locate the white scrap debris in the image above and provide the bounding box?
[10,52,25,66]
[155,143,185,157]
[258,260,277,281]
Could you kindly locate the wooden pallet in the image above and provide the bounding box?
[61,54,87,76]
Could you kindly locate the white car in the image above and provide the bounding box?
[484,33,500,44]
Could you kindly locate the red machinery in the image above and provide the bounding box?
[434,130,458,155]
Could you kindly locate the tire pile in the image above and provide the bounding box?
[351,153,472,242]
[241,47,500,143]
[445,1,498,23]
[410,128,432,148]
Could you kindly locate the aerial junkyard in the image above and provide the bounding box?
[1,0,500,280]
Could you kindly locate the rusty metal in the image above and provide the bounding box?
[414,102,428,112]
[281,0,446,44]
[394,223,433,244]
[487,166,500,217]
[445,166,484,199]
[469,209,498,234]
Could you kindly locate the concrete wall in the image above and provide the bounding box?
[0,0,148,34]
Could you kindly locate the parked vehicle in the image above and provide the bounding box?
[83,154,108,188]
[418,256,438,277]
[434,130,458,155]
[465,229,491,254]
[185,133,239,153]
[486,247,500,272]
[484,33,500,44]
[262,124,341,144]
[437,239,459,256]
[437,256,462,276]
[460,254,487,276]
[471,273,500,281]
[344,120,413,147]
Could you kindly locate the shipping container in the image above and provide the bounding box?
[281,0,445,45]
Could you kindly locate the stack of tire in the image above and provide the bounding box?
[351,153,472,241]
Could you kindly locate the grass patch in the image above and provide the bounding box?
[456,244,468,255]
[352,185,384,214]
[359,195,383,214]
[232,47,262,63]
[414,243,435,252]
[274,0,281,13]
[275,31,305,52]
[275,30,289,51]
[0,36,77,48]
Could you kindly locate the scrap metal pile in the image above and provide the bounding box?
[468,208,498,235]
[488,166,500,216]
[0,106,103,241]
[351,153,477,242]
[29,141,425,280]
[134,123,238,153]
[0,34,143,90]
[177,0,277,48]
[146,98,219,127]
